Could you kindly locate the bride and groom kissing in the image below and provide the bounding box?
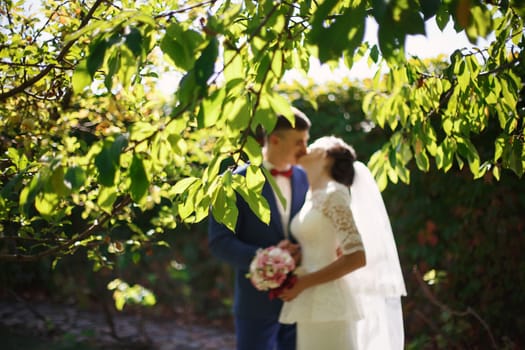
[208,108,406,350]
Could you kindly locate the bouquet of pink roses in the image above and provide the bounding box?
[247,246,297,300]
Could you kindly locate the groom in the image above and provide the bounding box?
[208,107,311,350]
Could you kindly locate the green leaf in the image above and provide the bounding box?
[243,136,263,166]
[246,165,265,192]
[261,167,286,208]
[161,23,203,70]
[270,49,284,79]
[494,136,505,162]
[172,177,199,195]
[6,148,22,169]
[35,192,59,217]
[268,93,292,122]
[129,155,149,202]
[87,37,108,78]
[442,117,454,135]
[177,70,200,106]
[211,173,239,231]
[226,97,250,132]
[442,138,456,172]
[377,20,404,62]
[254,51,272,84]
[224,49,245,82]
[1,172,24,199]
[492,164,501,180]
[508,139,524,177]
[130,122,157,142]
[111,134,128,159]
[19,175,42,216]
[195,37,219,89]
[178,183,200,221]
[95,146,114,186]
[457,68,470,92]
[72,60,92,93]
[466,5,493,41]
[310,0,338,36]
[64,166,86,191]
[396,162,410,184]
[415,149,430,171]
[211,185,226,223]
[124,27,143,58]
[253,107,276,135]
[204,153,226,184]
[420,0,441,19]
[310,1,366,63]
[105,50,121,91]
[233,172,270,225]
[455,154,465,170]
[198,88,226,128]
[98,186,117,214]
[435,4,451,30]
[167,133,188,156]
[50,166,70,197]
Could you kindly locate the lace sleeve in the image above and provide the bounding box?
[321,187,364,255]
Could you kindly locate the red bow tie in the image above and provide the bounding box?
[270,168,293,178]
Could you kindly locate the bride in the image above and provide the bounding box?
[278,136,406,350]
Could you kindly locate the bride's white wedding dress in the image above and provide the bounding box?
[279,180,365,350]
[279,162,407,350]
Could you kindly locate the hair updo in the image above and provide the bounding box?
[308,136,357,186]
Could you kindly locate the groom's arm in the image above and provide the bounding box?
[208,213,259,270]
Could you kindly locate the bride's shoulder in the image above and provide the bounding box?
[326,180,349,192]
[312,181,349,199]
[324,181,350,201]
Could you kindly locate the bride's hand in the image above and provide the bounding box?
[279,278,305,302]
[278,240,302,265]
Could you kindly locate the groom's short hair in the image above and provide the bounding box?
[273,107,311,133]
[253,107,311,145]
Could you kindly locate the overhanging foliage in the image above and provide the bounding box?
[0,0,523,264]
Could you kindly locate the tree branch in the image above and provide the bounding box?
[0,195,132,262]
[154,0,217,20]
[0,60,72,70]
[412,266,499,349]
[0,0,106,102]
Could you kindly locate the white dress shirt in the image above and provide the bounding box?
[264,161,292,238]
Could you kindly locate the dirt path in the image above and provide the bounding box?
[0,300,236,349]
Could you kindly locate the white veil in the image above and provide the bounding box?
[346,161,407,297]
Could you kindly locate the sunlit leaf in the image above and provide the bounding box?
[233,173,270,225]
[130,122,157,142]
[72,60,91,93]
[161,23,203,70]
[172,177,199,195]
[97,186,117,214]
[198,88,226,127]
[268,93,293,123]
[35,192,59,217]
[243,136,263,166]
[415,149,430,171]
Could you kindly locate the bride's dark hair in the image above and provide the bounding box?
[310,136,357,186]
[328,144,356,186]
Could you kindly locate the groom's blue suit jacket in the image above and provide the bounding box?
[208,164,309,319]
